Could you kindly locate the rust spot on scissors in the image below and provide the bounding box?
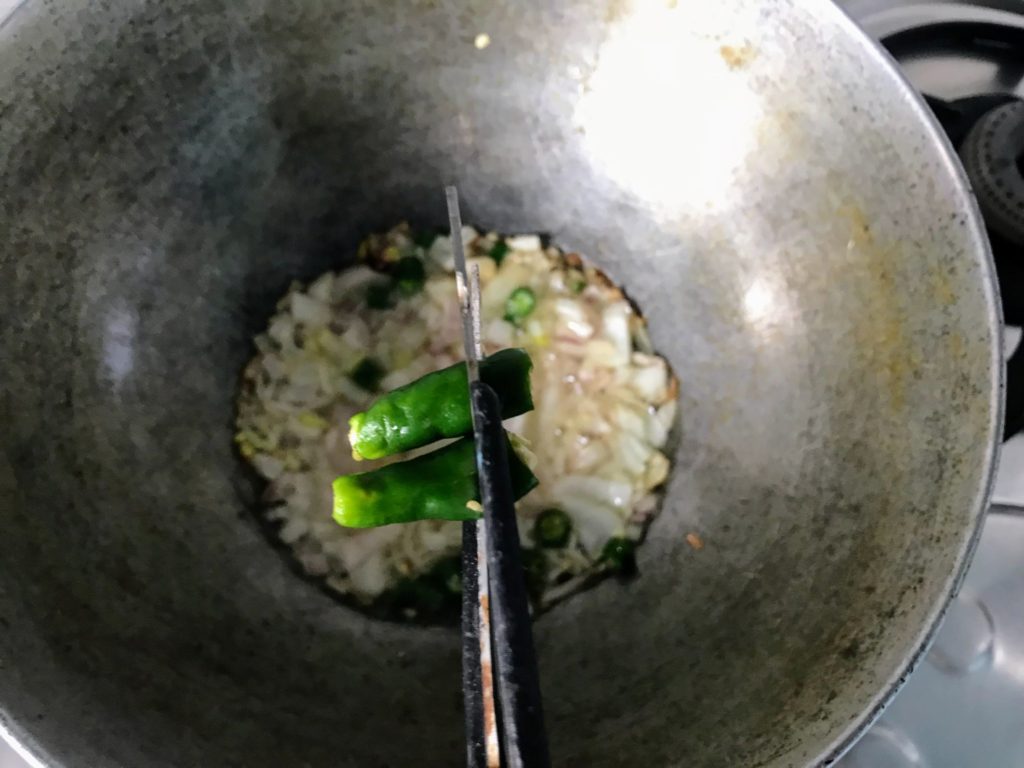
[478,591,500,767]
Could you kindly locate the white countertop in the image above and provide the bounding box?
[993,330,1024,505]
[0,740,24,768]
[0,0,19,25]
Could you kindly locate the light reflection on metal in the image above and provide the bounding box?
[574,0,763,211]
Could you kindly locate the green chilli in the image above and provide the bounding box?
[333,435,538,528]
[348,347,533,461]
[504,287,536,323]
[394,255,426,296]
[349,357,387,392]
[534,508,572,548]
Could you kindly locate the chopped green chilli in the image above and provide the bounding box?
[379,554,463,619]
[366,282,394,310]
[413,230,439,250]
[333,435,538,528]
[350,357,387,392]
[534,508,571,548]
[505,286,536,323]
[348,347,534,461]
[601,537,638,577]
[394,255,426,296]
[569,271,587,294]
[489,239,510,264]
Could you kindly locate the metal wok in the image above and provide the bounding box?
[0,0,1001,765]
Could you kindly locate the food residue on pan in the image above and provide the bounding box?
[719,42,756,70]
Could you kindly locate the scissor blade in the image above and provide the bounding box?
[446,185,482,383]
[448,185,501,768]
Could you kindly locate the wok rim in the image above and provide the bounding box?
[814,2,1005,766]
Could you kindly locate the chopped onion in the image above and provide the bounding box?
[292,291,331,327]
[549,476,625,554]
[504,414,528,434]
[644,452,671,489]
[601,302,632,366]
[645,409,669,448]
[612,405,647,440]
[332,266,378,300]
[616,432,654,476]
[379,358,430,391]
[508,234,542,251]
[550,475,633,511]
[313,329,358,370]
[630,355,669,402]
[570,438,608,473]
[423,276,451,304]
[648,400,677,447]
[470,255,497,283]
[480,261,533,315]
[262,354,286,380]
[308,272,335,303]
[582,339,619,369]
[252,453,285,480]
[279,516,309,544]
[484,318,515,347]
[348,553,389,595]
[236,223,679,609]
[267,316,294,348]
[254,333,273,355]
[300,551,330,576]
[340,317,370,351]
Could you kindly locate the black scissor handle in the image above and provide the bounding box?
[472,381,550,768]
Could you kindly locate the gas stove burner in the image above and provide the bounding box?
[848,1,1024,41]
[922,93,1024,331]
[883,18,1024,68]
[950,95,1024,440]
[960,100,1024,277]
[922,92,1018,147]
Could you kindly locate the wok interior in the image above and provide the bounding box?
[0,0,998,766]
